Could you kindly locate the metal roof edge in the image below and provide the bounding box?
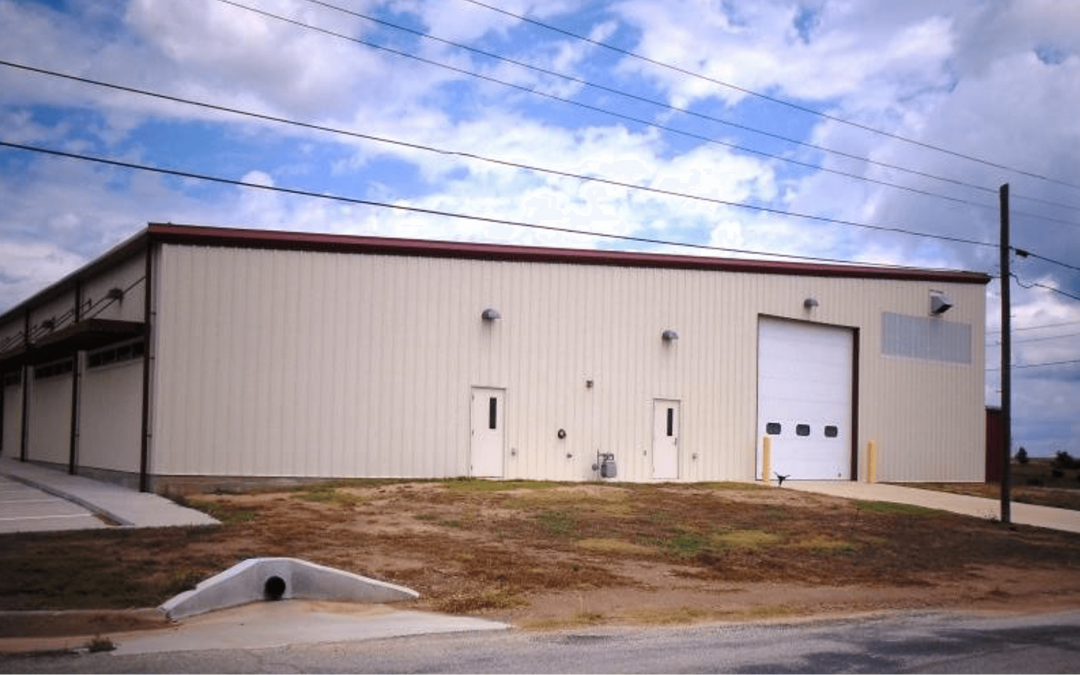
[148,223,992,285]
[0,228,149,327]
[1,222,992,327]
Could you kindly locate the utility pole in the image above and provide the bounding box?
[999,184,1012,525]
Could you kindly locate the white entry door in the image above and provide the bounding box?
[470,387,505,478]
[652,399,680,480]
[757,318,853,480]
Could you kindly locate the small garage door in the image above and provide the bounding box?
[757,318,854,480]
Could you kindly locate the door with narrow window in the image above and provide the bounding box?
[470,387,505,478]
[652,399,680,479]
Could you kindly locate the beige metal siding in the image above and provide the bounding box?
[27,370,72,465]
[29,292,75,339]
[1,382,21,457]
[79,358,142,473]
[0,319,22,352]
[83,254,146,322]
[152,244,985,482]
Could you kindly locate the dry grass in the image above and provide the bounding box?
[2,478,1080,627]
[577,537,657,556]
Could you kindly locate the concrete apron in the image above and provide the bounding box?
[786,481,1080,535]
[109,600,510,655]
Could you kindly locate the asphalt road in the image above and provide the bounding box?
[3,610,1079,673]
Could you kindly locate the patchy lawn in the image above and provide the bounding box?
[2,479,1080,633]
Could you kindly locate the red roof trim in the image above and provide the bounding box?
[148,224,991,284]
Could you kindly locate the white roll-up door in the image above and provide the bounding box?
[757,318,854,480]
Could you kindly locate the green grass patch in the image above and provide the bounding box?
[577,538,657,556]
[790,535,857,554]
[443,479,565,493]
[765,505,788,521]
[294,487,366,507]
[697,481,766,491]
[854,500,940,516]
[505,488,634,516]
[184,499,255,525]
[533,509,577,538]
[711,529,783,550]
[667,530,709,558]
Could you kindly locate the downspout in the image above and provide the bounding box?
[139,237,154,492]
[19,309,30,462]
[68,282,82,475]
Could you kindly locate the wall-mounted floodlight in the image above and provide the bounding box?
[804,297,819,310]
[930,292,953,315]
[481,308,501,321]
[662,329,679,341]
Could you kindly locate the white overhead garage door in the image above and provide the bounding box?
[757,318,854,481]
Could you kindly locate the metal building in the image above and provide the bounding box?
[0,224,990,493]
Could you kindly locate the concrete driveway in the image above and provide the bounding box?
[0,475,106,534]
[787,481,1080,534]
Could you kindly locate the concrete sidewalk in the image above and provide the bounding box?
[0,457,217,529]
[787,481,1080,534]
[111,600,510,655]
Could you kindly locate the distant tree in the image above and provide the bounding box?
[1052,450,1078,470]
[1016,447,1029,465]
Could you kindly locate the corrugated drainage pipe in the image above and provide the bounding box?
[264,575,286,601]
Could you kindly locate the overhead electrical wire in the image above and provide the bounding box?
[1018,250,1080,273]
[986,358,1080,371]
[0,61,1001,250]
[0,139,989,270]
[987,319,1080,334]
[987,330,1080,346]
[212,0,1080,230]
[296,0,1080,215]
[1011,274,1080,303]
[459,0,1080,193]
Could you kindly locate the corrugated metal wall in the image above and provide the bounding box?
[79,358,143,473]
[151,244,985,482]
[1,382,20,456]
[27,370,71,465]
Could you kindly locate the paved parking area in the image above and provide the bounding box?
[0,475,107,534]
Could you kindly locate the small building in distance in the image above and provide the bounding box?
[0,224,990,493]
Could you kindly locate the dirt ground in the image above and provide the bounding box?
[3,479,1080,638]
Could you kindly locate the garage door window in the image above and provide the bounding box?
[796,424,810,437]
[824,425,838,438]
[766,422,782,435]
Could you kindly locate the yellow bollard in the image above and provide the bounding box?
[762,435,772,485]
[867,440,877,484]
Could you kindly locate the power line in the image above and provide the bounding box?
[1012,274,1080,303]
[297,0,1080,216]
[212,0,1080,230]
[1016,249,1080,274]
[459,0,1080,193]
[987,330,1080,346]
[987,319,1080,334]
[5,138,977,269]
[987,358,1080,371]
[0,61,1000,250]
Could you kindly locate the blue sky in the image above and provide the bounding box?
[1,0,1078,456]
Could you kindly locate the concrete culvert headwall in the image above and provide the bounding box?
[159,557,419,620]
